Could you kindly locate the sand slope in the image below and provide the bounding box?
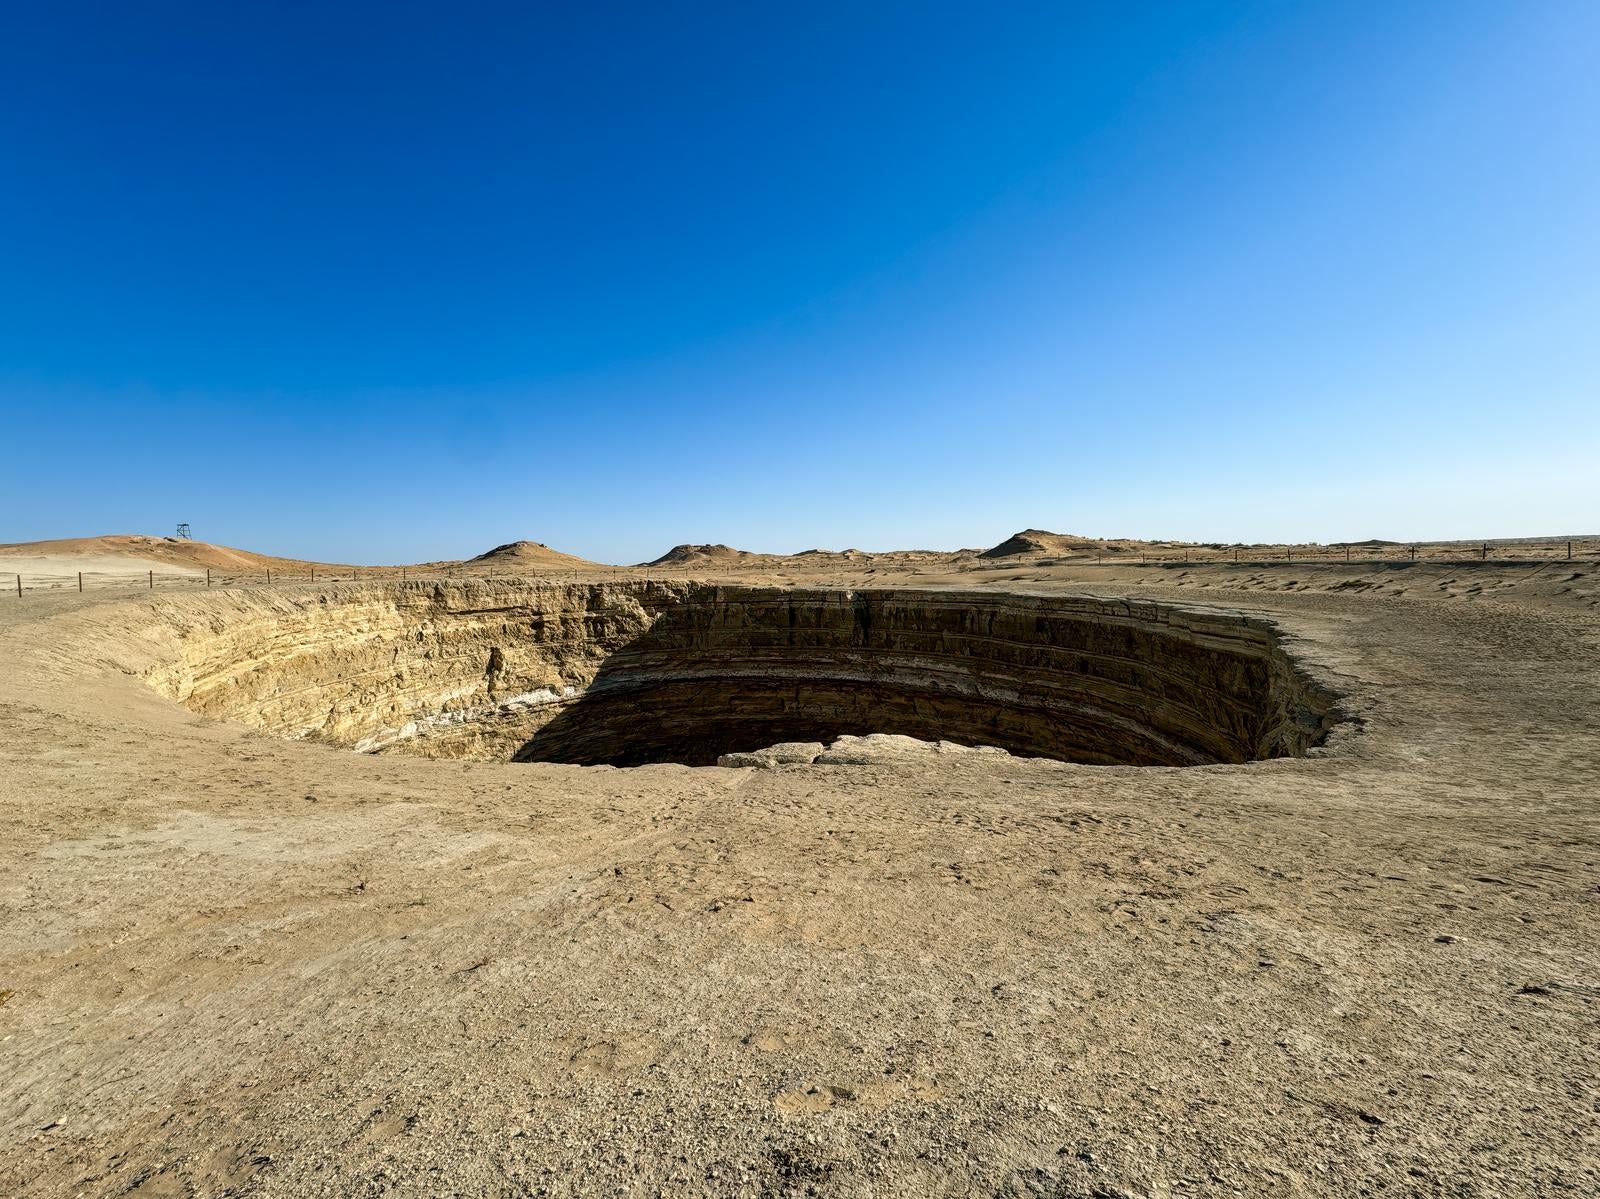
[0,535,341,583]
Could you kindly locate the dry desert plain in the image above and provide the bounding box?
[0,532,1597,1198]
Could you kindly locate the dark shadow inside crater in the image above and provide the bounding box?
[512,589,1339,768]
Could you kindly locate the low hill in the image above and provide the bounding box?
[644,543,760,567]
[467,540,594,568]
[980,529,1105,558]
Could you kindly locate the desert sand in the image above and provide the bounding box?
[0,533,1596,1197]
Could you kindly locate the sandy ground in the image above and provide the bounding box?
[0,554,205,586]
[1,556,1597,1197]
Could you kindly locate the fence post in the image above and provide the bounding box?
[266,568,272,585]
[78,571,83,593]
[1569,541,1573,560]
[148,569,153,589]
[15,574,20,599]
[1481,543,1487,561]
[1345,546,1350,562]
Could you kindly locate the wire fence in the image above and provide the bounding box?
[5,562,714,597]
[5,538,1595,597]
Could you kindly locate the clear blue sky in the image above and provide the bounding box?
[3,2,1596,564]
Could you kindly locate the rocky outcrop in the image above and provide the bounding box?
[139,581,1341,769]
[716,741,828,768]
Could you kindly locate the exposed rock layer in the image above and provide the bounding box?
[142,582,1339,767]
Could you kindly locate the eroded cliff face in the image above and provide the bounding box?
[142,581,1339,767]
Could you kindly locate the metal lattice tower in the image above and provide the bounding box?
[176,523,192,540]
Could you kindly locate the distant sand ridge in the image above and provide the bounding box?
[2,528,1595,597]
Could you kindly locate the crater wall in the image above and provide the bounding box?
[142,582,1339,767]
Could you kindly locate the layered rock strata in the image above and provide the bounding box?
[142,581,1339,767]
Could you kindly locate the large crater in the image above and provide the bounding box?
[144,582,1340,767]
